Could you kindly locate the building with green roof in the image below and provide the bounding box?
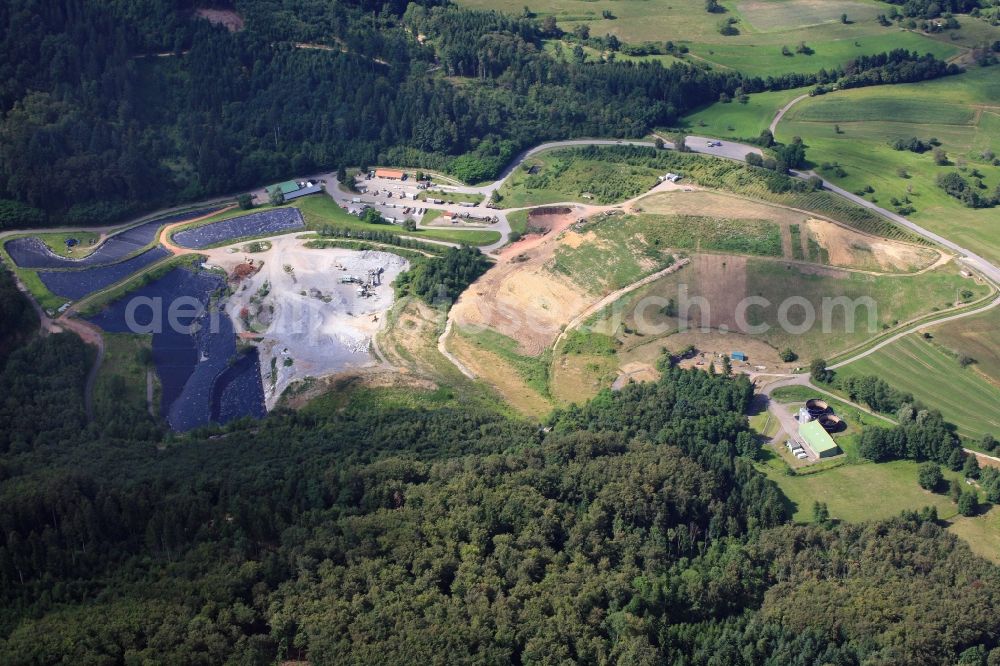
[799,419,841,458]
[274,180,301,195]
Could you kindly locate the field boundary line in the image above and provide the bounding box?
[552,257,691,350]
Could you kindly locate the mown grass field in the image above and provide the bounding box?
[33,231,102,258]
[681,87,809,140]
[497,151,662,208]
[836,332,1000,440]
[950,506,1000,564]
[759,457,965,522]
[686,29,959,76]
[929,307,1000,387]
[775,68,1000,264]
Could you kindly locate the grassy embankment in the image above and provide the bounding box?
[28,231,103,258]
[93,333,158,422]
[929,307,1000,387]
[498,146,918,241]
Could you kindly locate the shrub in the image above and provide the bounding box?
[918,462,943,491]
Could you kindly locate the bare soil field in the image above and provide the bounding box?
[194,8,245,31]
[803,219,940,272]
[635,190,940,272]
[635,191,804,225]
[452,212,592,356]
[498,207,581,259]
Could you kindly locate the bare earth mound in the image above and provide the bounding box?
[804,219,940,272]
[455,209,592,355]
[194,8,245,32]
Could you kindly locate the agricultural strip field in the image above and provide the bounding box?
[836,332,1000,440]
[636,190,940,272]
[775,68,1000,264]
[37,246,171,300]
[928,308,1000,387]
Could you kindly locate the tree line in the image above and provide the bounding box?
[0,0,965,230]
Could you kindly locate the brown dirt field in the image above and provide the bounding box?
[610,362,660,390]
[634,190,806,225]
[551,352,618,404]
[447,331,552,418]
[498,208,581,259]
[453,225,592,356]
[194,8,245,31]
[691,254,748,333]
[380,299,451,378]
[804,219,940,272]
[280,371,436,411]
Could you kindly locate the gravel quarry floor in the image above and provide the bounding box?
[206,236,408,407]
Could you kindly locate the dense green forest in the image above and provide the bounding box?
[4,1,1000,662]
[0,0,962,228]
[0,268,999,663]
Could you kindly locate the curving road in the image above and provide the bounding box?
[791,169,1000,285]
[5,126,1000,421]
[769,94,810,134]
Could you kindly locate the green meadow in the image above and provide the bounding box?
[775,68,1000,265]
[682,87,809,140]
[686,29,959,77]
[836,332,1000,441]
